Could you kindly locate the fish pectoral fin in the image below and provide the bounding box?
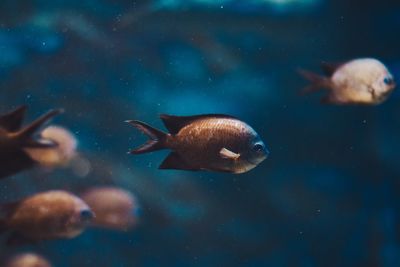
[219,148,240,160]
[159,152,198,171]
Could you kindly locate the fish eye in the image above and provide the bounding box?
[253,143,264,152]
[383,76,394,85]
[80,209,94,221]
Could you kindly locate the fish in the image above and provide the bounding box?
[24,126,77,168]
[0,190,94,245]
[3,253,52,267]
[126,114,269,173]
[299,58,396,105]
[0,106,63,179]
[81,187,139,231]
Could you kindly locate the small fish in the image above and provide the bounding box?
[127,114,269,173]
[81,187,139,231]
[24,126,77,168]
[0,106,63,179]
[4,253,52,267]
[0,190,94,245]
[299,58,396,105]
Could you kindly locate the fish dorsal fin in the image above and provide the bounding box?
[219,148,240,160]
[320,61,343,77]
[160,114,238,135]
[0,106,27,132]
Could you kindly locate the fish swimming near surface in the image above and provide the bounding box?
[299,58,396,105]
[81,187,140,231]
[0,190,94,245]
[0,106,63,179]
[127,114,269,173]
[3,253,52,267]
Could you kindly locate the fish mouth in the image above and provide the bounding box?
[79,209,95,225]
[246,155,267,166]
[375,90,393,103]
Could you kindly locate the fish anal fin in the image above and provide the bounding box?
[320,95,345,105]
[219,148,240,160]
[0,151,36,179]
[160,114,238,135]
[159,152,198,171]
[6,232,37,246]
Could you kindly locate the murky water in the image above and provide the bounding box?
[0,1,399,266]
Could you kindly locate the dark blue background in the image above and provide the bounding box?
[0,0,400,266]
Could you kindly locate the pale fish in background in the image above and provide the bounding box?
[81,187,140,231]
[4,253,52,267]
[24,126,78,169]
[299,58,396,105]
[0,190,94,245]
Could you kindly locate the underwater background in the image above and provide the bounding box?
[1,0,400,266]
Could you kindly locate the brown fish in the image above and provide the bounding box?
[299,58,396,105]
[4,253,51,267]
[81,187,139,231]
[127,114,269,174]
[0,106,63,179]
[0,190,94,245]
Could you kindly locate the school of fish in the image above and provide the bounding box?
[0,56,396,264]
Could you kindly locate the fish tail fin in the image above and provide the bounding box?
[0,219,7,235]
[298,69,331,95]
[11,109,63,148]
[126,120,168,154]
[0,201,19,235]
[0,105,27,131]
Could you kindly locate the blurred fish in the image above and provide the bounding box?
[0,106,63,179]
[81,187,139,231]
[24,126,77,169]
[127,114,269,173]
[0,190,93,245]
[299,58,396,105]
[4,253,51,267]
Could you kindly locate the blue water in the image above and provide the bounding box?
[0,0,400,266]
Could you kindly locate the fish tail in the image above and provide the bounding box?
[0,201,19,234]
[0,219,7,234]
[126,120,168,154]
[11,109,63,148]
[0,105,27,131]
[298,69,331,95]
